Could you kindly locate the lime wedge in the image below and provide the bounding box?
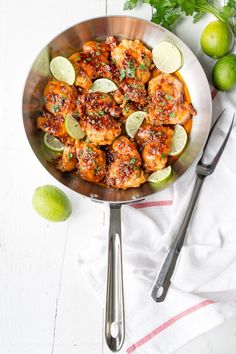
[64,114,85,139]
[152,42,183,74]
[90,78,118,93]
[43,133,64,152]
[169,125,187,156]
[125,111,147,138]
[148,166,172,183]
[50,56,75,85]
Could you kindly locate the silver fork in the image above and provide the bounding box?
[151,110,235,302]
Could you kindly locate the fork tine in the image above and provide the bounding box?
[210,113,235,171]
[202,108,226,153]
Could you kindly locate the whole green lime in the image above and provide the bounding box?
[201,21,232,58]
[212,54,236,91]
[32,185,71,222]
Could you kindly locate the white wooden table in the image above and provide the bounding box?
[1,1,236,353]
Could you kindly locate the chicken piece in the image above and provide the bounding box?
[148,74,184,100]
[135,123,173,172]
[105,36,119,51]
[150,67,161,78]
[121,101,138,119]
[112,90,125,105]
[77,92,122,119]
[147,74,196,125]
[111,39,152,84]
[80,114,121,145]
[57,138,77,172]
[119,78,147,106]
[82,41,120,82]
[106,136,146,189]
[98,62,120,83]
[75,141,106,182]
[44,80,77,117]
[111,39,152,67]
[36,113,67,143]
[69,52,96,89]
[69,43,119,89]
[83,41,110,60]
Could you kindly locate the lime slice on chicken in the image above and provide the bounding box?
[148,166,172,183]
[152,42,183,74]
[50,56,75,85]
[90,78,118,93]
[64,114,85,139]
[169,125,188,156]
[125,111,147,138]
[43,133,64,152]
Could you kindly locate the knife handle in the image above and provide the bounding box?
[151,174,204,302]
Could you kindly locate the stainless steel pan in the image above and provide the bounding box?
[22,16,212,352]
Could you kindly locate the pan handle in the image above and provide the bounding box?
[105,204,125,352]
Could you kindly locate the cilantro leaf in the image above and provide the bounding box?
[124,0,236,35]
[123,0,139,10]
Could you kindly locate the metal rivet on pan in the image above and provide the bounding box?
[131,194,141,199]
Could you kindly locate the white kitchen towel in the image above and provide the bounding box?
[78,88,236,354]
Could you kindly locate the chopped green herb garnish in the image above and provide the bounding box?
[139,63,147,71]
[161,153,167,159]
[124,105,130,113]
[120,68,126,81]
[126,66,136,78]
[165,94,174,101]
[51,103,62,112]
[96,51,101,56]
[155,131,163,136]
[130,158,136,164]
[97,110,105,116]
[69,152,74,160]
[86,147,93,153]
[169,112,176,119]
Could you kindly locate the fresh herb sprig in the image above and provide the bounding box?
[123,0,236,35]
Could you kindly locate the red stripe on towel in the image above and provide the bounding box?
[126,299,214,353]
[211,88,218,100]
[132,200,173,209]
